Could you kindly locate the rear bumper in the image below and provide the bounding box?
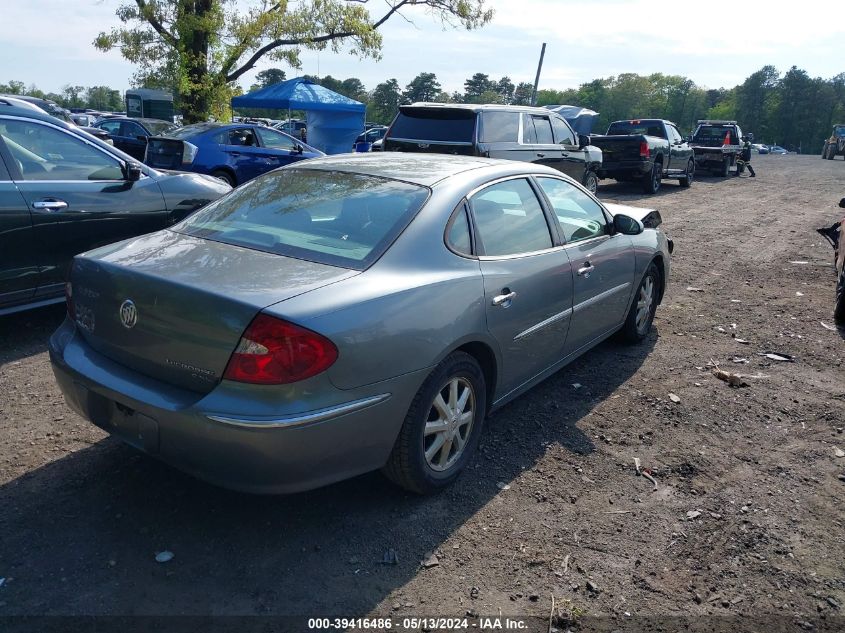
[49,318,425,494]
[597,160,650,179]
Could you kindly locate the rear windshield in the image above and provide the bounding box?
[145,120,179,135]
[173,169,430,270]
[606,121,665,138]
[389,109,475,143]
[161,123,219,139]
[834,126,845,138]
[693,125,737,143]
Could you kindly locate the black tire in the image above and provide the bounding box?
[382,351,486,494]
[678,158,694,188]
[619,262,660,343]
[583,170,599,194]
[835,270,845,324]
[720,157,731,177]
[642,161,662,194]
[211,169,236,187]
[822,144,829,159]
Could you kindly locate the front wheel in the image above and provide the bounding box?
[582,170,599,194]
[382,351,486,494]
[678,159,694,188]
[619,263,660,343]
[642,162,662,194]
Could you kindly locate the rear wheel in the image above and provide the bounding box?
[720,157,731,177]
[382,351,486,494]
[619,262,660,343]
[211,169,236,187]
[642,161,662,194]
[582,170,599,194]
[678,158,694,188]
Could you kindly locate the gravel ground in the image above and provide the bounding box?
[1,154,844,631]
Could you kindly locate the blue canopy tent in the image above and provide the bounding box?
[231,77,365,154]
[544,105,599,135]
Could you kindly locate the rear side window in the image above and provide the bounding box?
[532,116,554,144]
[174,169,430,270]
[389,109,475,143]
[479,111,520,143]
[470,179,553,256]
[446,205,473,255]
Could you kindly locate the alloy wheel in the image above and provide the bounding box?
[636,275,655,334]
[423,377,476,472]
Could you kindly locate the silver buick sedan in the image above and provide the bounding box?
[50,154,672,494]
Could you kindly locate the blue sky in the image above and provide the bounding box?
[2,0,843,95]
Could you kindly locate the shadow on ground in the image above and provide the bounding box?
[0,307,655,617]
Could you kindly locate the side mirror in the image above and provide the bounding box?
[578,134,591,149]
[125,162,143,182]
[613,214,644,235]
[839,198,845,209]
[137,135,148,142]
[294,144,304,154]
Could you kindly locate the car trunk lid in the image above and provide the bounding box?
[70,230,357,394]
[145,137,185,169]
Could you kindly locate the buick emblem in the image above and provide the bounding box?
[119,299,138,329]
[417,142,430,149]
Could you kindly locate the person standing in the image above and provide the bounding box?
[737,134,756,177]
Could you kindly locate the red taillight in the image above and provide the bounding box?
[65,281,75,319]
[223,314,338,385]
[639,140,650,158]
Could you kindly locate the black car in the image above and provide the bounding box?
[93,117,180,161]
[0,97,231,315]
[382,103,603,193]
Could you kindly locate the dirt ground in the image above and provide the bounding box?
[1,154,844,632]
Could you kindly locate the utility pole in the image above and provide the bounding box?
[530,43,546,106]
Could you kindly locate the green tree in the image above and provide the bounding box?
[496,76,514,104]
[511,81,533,105]
[463,73,495,102]
[60,85,87,109]
[340,77,367,102]
[369,78,402,124]
[404,72,441,103]
[256,68,287,88]
[86,86,124,111]
[95,0,493,123]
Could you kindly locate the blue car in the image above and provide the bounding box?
[145,122,324,186]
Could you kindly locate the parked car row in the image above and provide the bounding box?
[0,96,231,316]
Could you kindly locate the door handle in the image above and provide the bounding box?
[32,199,68,212]
[492,290,517,307]
[536,152,546,158]
[577,262,595,276]
[228,151,241,156]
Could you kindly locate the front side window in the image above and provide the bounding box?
[0,119,124,181]
[551,116,576,145]
[227,128,257,146]
[256,128,297,150]
[470,178,552,256]
[173,169,430,270]
[120,121,145,138]
[532,116,554,144]
[536,177,607,243]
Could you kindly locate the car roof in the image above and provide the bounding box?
[0,96,74,128]
[401,102,566,116]
[292,152,561,187]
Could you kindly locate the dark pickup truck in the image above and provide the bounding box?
[590,119,694,194]
[688,120,745,176]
